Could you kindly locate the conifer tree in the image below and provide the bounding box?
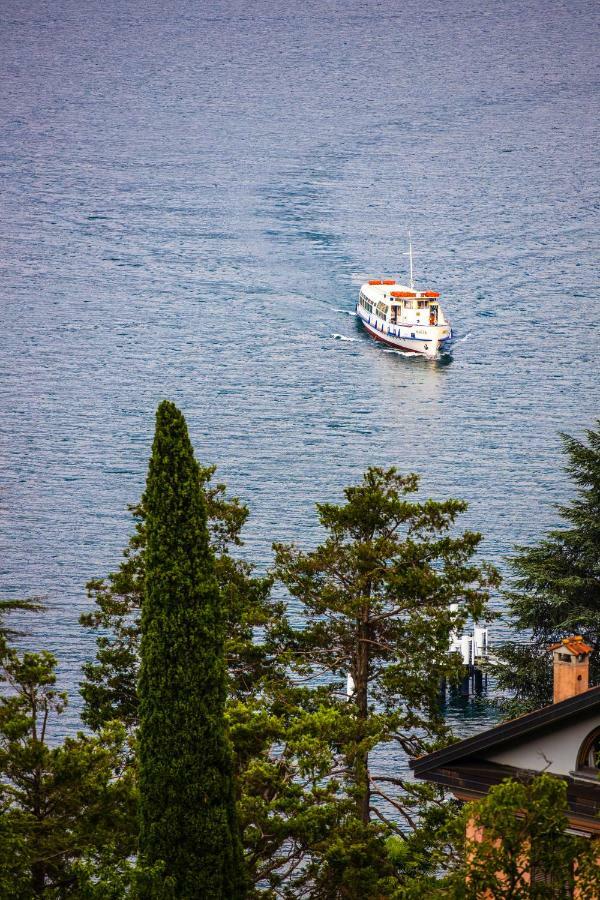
[0,646,135,897]
[79,458,334,896]
[138,401,245,898]
[80,464,272,734]
[495,422,600,712]
[273,467,498,894]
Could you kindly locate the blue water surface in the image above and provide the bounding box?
[1,0,598,738]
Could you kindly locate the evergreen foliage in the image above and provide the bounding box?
[80,447,342,895]
[6,434,600,897]
[138,400,246,898]
[80,465,272,733]
[84,461,498,895]
[6,405,600,897]
[494,423,600,712]
[273,466,499,893]
[0,597,44,653]
[0,645,135,898]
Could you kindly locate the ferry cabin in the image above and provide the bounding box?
[358,285,448,331]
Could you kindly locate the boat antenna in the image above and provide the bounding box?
[404,229,415,289]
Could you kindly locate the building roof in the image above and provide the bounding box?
[417,759,600,833]
[410,686,600,833]
[411,685,600,778]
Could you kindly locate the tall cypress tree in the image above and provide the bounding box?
[138,400,246,898]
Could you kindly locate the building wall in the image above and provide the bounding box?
[488,712,600,776]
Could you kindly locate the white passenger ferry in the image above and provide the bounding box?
[356,245,452,357]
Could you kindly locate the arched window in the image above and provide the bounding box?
[576,726,600,774]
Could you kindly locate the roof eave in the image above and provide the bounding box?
[410,686,600,777]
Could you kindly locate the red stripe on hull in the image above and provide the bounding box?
[362,320,422,353]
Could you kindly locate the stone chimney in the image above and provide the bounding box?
[547,636,593,703]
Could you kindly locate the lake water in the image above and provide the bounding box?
[1,0,598,736]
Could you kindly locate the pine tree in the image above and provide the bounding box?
[273,466,498,894]
[494,422,600,712]
[138,401,246,898]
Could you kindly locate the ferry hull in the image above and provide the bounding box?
[357,309,450,358]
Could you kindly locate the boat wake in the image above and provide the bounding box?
[332,308,358,317]
[332,333,359,342]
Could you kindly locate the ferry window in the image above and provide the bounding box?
[404,301,414,310]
